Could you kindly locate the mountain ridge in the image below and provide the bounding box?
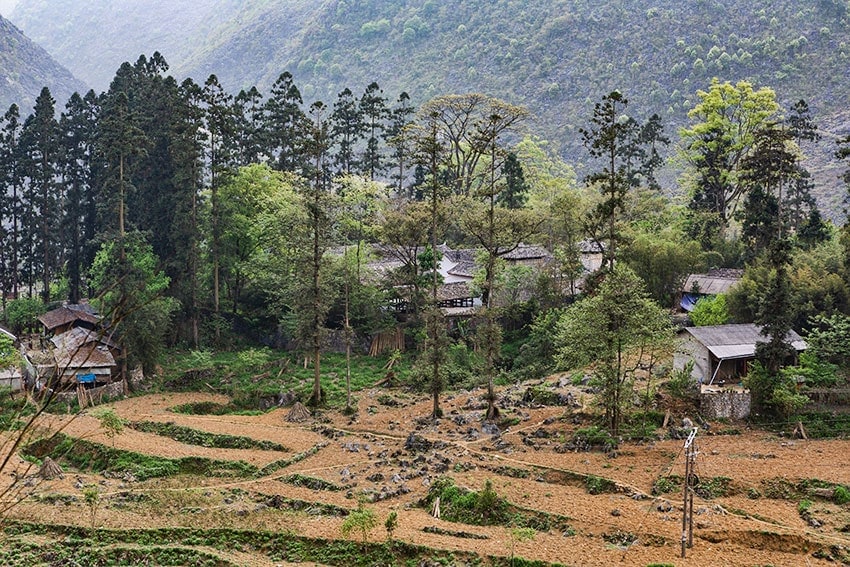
[7,0,850,210]
[0,14,86,111]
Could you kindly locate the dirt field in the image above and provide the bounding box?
[5,378,850,566]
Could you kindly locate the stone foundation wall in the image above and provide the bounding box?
[699,386,751,420]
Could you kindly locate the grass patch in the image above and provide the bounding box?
[652,475,683,495]
[2,520,568,567]
[128,421,288,451]
[695,476,733,499]
[170,401,263,416]
[420,477,572,532]
[157,349,414,410]
[279,473,344,491]
[23,434,256,480]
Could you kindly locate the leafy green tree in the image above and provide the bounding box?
[0,333,19,369]
[555,267,674,435]
[219,164,302,315]
[89,232,178,378]
[2,297,45,335]
[689,294,730,326]
[418,93,525,195]
[621,229,705,308]
[378,200,433,319]
[92,407,125,447]
[341,500,377,549]
[680,79,779,243]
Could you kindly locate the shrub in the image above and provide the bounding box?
[834,485,850,505]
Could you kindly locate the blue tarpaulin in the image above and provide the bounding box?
[680,293,701,312]
[77,373,96,384]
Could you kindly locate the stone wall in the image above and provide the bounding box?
[699,386,751,420]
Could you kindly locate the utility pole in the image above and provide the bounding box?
[681,427,698,559]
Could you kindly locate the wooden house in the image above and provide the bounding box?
[44,327,119,387]
[674,324,806,385]
[38,304,100,336]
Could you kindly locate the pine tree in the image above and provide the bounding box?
[59,91,99,303]
[359,82,388,180]
[19,88,60,301]
[330,88,364,175]
[233,86,265,165]
[264,72,308,173]
[202,74,238,329]
[0,105,23,299]
[379,92,412,195]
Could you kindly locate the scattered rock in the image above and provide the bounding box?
[405,433,433,452]
[481,422,500,436]
[611,509,621,517]
[657,501,673,512]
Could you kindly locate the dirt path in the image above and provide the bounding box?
[5,388,850,566]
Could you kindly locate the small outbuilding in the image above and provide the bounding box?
[674,323,806,385]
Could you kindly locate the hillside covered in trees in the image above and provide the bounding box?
[2,45,850,426]
[7,0,850,208]
[0,14,85,111]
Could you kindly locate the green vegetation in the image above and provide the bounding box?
[421,478,573,532]
[23,434,257,480]
[1,520,567,567]
[128,421,288,451]
[160,349,413,410]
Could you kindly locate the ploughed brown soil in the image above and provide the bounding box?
[4,377,850,566]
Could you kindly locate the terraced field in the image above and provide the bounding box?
[3,381,850,566]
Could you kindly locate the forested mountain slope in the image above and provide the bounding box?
[9,0,850,205]
[0,15,85,111]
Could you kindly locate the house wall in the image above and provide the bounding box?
[674,336,710,382]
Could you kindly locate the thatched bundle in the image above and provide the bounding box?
[286,401,311,422]
[38,457,63,480]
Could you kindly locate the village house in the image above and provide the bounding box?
[674,323,806,386]
[34,304,121,390]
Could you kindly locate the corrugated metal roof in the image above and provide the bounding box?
[682,324,806,360]
[51,327,118,352]
[53,342,116,371]
[682,269,743,295]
